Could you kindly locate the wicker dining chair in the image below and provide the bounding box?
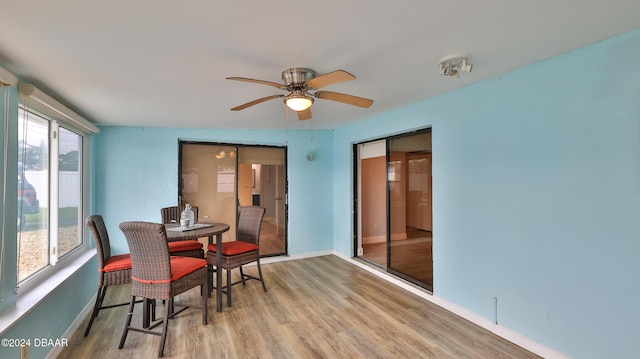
[84,215,138,337]
[119,221,208,358]
[207,206,267,307]
[160,205,204,258]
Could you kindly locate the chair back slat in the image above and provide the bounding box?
[237,206,266,245]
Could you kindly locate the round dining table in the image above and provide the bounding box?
[166,222,230,313]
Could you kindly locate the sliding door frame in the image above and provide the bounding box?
[178,140,288,257]
[353,127,433,291]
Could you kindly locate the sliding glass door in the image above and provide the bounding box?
[179,142,287,256]
[355,129,433,290]
[387,132,432,288]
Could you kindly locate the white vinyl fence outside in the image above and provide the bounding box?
[23,170,78,209]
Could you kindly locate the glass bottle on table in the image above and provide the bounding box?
[180,204,195,229]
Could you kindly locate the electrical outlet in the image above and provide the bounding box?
[20,344,29,359]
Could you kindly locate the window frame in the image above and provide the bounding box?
[15,103,90,292]
[16,106,89,294]
[0,82,98,334]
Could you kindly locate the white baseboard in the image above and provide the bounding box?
[259,250,333,265]
[332,251,569,359]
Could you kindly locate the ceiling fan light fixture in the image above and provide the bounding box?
[227,67,373,119]
[284,91,314,111]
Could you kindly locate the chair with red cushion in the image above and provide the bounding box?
[84,215,136,337]
[119,221,208,358]
[161,205,204,258]
[207,206,267,307]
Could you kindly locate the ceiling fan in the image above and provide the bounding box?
[227,68,374,120]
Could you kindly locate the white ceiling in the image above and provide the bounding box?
[1,1,638,130]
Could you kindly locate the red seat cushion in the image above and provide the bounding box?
[169,256,207,281]
[207,241,258,255]
[132,256,206,284]
[101,253,132,272]
[168,240,203,253]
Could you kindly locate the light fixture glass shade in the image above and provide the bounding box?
[285,95,313,111]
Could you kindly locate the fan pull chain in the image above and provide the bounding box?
[310,117,314,141]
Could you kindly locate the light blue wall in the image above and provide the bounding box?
[92,127,334,256]
[0,265,95,359]
[333,30,640,359]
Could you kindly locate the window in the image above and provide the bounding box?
[0,81,98,328]
[17,105,85,284]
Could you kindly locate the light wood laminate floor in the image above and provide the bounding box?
[59,255,540,359]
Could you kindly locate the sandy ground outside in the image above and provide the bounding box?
[18,226,79,281]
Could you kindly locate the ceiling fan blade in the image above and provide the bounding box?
[297,108,312,121]
[306,70,356,90]
[227,77,286,90]
[230,94,284,111]
[314,91,374,108]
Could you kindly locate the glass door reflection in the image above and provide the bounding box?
[387,131,432,289]
[181,144,238,240]
[238,146,287,256]
[180,143,287,255]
